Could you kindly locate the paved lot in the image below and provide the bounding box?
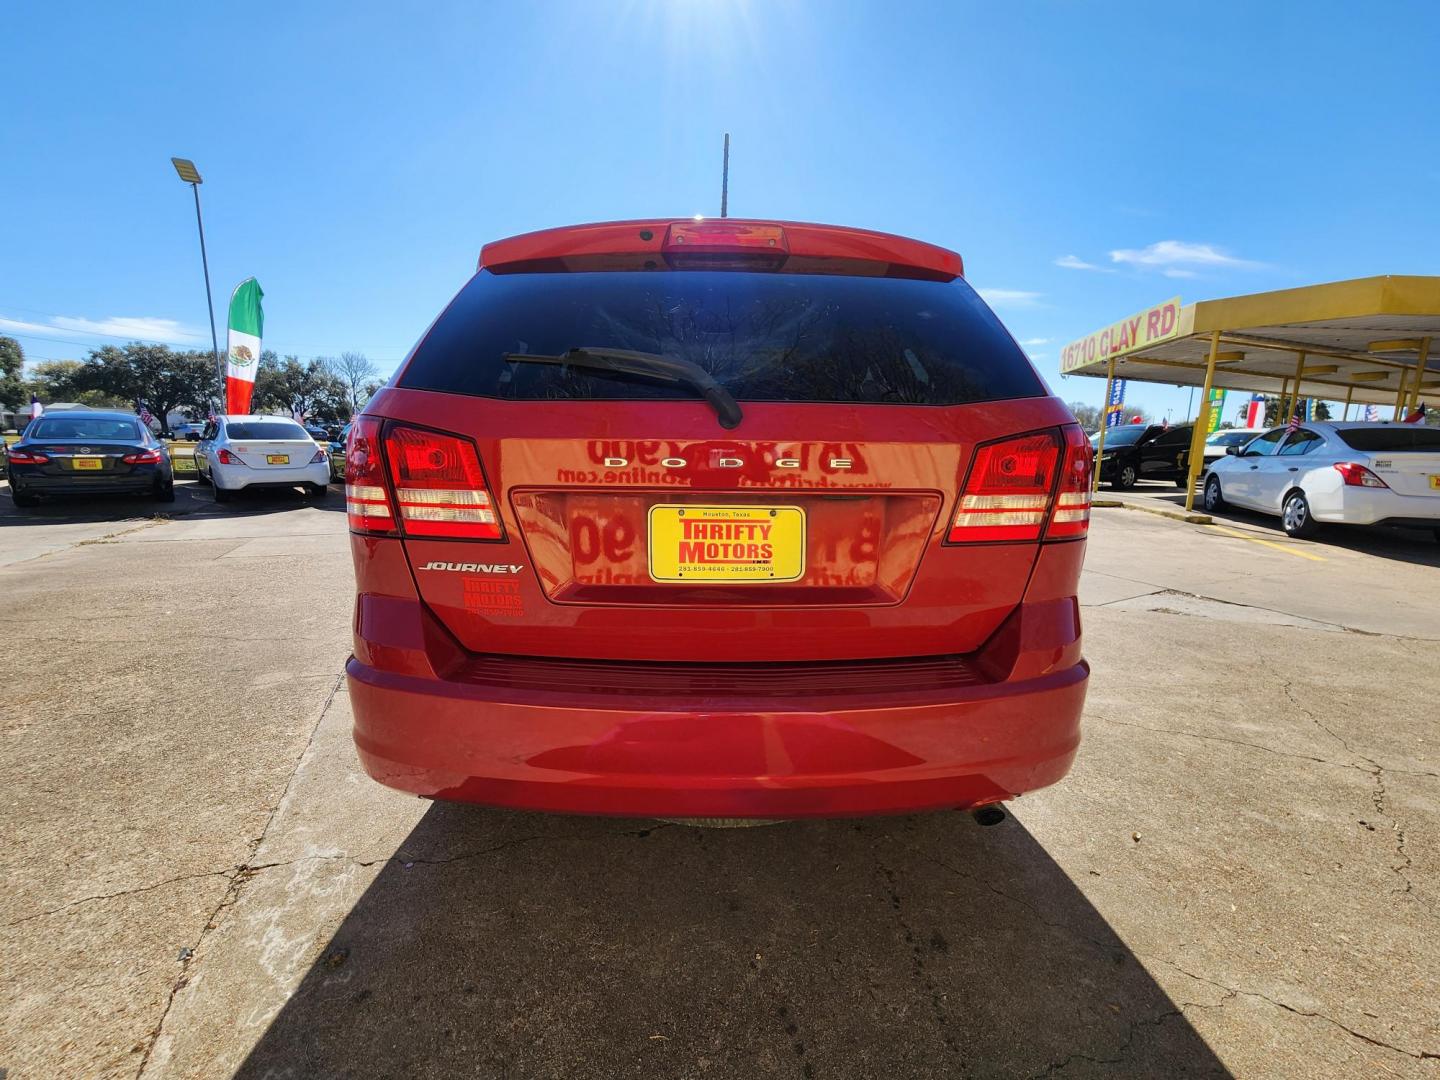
[0,480,1436,1078]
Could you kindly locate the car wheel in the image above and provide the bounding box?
[1112,463,1137,490]
[1281,490,1319,538]
[213,480,233,503]
[1203,474,1225,512]
[308,482,329,499]
[156,479,176,503]
[11,485,39,508]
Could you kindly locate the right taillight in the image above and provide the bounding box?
[1046,425,1093,540]
[345,416,396,533]
[949,431,1062,543]
[1333,462,1388,488]
[383,424,502,540]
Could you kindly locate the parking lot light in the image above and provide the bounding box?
[171,156,223,382]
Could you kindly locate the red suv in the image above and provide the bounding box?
[345,219,1090,819]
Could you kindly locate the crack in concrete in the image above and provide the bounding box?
[134,671,346,1079]
[4,869,234,927]
[1280,681,1420,899]
[1029,1005,1227,1078]
[1149,955,1440,1062]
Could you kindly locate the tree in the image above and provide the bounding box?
[1313,401,1332,421]
[252,354,348,421]
[332,351,380,415]
[1066,401,1102,431]
[0,336,25,410]
[28,360,130,408]
[66,343,221,432]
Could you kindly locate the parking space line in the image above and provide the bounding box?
[1205,524,1327,562]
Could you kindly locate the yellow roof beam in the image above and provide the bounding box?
[1368,338,1426,353]
[1302,364,1339,374]
[1350,371,1392,381]
[1211,351,1246,362]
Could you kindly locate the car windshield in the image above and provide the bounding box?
[226,421,311,440]
[398,271,1045,407]
[1206,430,1256,447]
[1335,426,1440,452]
[1092,426,1146,447]
[30,417,141,441]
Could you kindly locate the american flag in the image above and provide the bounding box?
[207,407,218,422]
[1286,411,1301,434]
[1364,404,1379,422]
[29,393,43,420]
[137,401,155,427]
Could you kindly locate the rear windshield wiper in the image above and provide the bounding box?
[502,347,743,430]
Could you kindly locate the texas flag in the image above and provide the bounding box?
[224,277,264,415]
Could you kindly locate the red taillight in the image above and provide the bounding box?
[122,448,163,465]
[383,424,502,540]
[949,432,1062,543]
[1045,426,1093,540]
[7,449,49,464]
[1333,462,1389,488]
[310,447,329,463]
[345,417,395,533]
[217,448,240,465]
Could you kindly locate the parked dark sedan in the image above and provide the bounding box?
[6,410,174,507]
[1090,423,1196,489]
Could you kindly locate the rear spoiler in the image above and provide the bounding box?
[479,219,963,281]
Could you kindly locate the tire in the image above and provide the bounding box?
[155,479,176,503]
[1203,474,1225,512]
[308,482,329,499]
[1281,490,1320,539]
[213,480,233,504]
[11,485,39,508]
[1112,462,1138,490]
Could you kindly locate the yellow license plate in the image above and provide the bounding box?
[266,454,289,465]
[647,504,805,583]
[73,457,103,470]
[1431,475,1440,490]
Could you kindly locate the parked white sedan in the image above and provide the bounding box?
[1201,427,1267,466]
[193,415,332,502]
[1202,421,1440,538]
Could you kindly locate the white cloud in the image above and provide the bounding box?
[1053,254,1113,273]
[978,289,1042,309]
[1109,240,1260,272]
[1162,268,1197,279]
[1018,337,1050,346]
[0,313,201,346]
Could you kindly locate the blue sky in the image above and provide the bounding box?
[4,0,1438,423]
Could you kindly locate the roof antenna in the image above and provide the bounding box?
[720,133,730,218]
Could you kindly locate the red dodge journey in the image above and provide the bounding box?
[344,219,1091,819]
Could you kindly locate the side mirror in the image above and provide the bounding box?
[1225,445,1241,456]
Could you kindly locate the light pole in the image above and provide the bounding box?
[171,157,223,383]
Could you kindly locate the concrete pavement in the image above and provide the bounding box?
[0,483,1436,1077]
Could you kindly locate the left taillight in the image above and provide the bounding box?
[310,447,329,463]
[122,449,163,465]
[7,449,49,464]
[345,417,396,533]
[383,424,502,540]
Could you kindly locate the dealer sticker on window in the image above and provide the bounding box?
[647,504,806,583]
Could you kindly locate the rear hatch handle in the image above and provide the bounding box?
[503,347,743,430]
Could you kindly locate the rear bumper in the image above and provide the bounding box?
[349,653,1086,818]
[10,466,167,494]
[213,461,331,490]
[1312,488,1440,525]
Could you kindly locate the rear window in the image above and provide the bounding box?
[226,421,310,440]
[1335,426,1440,452]
[1092,426,1146,447]
[30,417,141,441]
[398,271,1045,407]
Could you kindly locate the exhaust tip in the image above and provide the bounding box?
[970,805,1007,827]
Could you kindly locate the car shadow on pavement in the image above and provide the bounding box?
[235,805,1231,1079]
[0,481,346,525]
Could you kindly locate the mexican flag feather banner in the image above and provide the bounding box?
[224,277,264,415]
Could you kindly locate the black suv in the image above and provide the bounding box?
[1091,423,1195,489]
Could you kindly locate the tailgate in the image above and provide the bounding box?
[1370,452,1440,497]
[376,389,1076,663]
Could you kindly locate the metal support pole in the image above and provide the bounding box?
[1275,378,1289,427]
[1091,357,1116,493]
[1184,331,1222,512]
[1406,337,1430,416]
[191,182,223,381]
[1342,384,1354,422]
[720,133,730,219]
[1286,350,1307,422]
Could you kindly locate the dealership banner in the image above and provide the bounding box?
[225,277,265,415]
[1061,296,1183,375]
[1205,387,1227,433]
[1105,378,1127,428]
[1243,394,1264,428]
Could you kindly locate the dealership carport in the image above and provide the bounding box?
[1061,275,1440,509]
